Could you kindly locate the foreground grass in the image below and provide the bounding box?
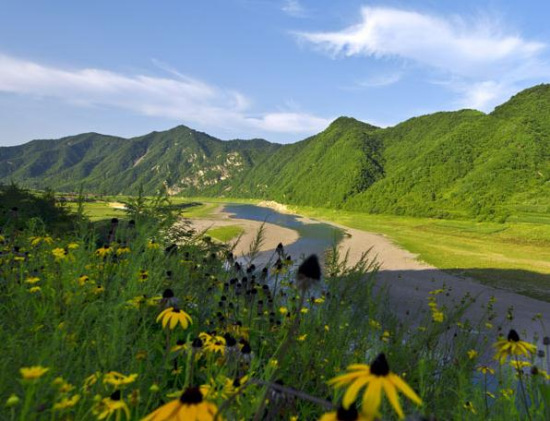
[2,198,550,420]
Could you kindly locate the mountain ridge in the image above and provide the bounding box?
[2,84,550,221]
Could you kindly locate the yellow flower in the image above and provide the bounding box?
[147,240,160,250]
[463,401,476,414]
[432,311,444,323]
[279,307,288,315]
[52,377,75,393]
[116,246,131,255]
[53,394,80,411]
[142,387,220,421]
[157,307,193,330]
[25,277,40,284]
[510,360,531,370]
[83,372,101,392]
[95,246,112,258]
[381,331,391,343]
[68,242,80,249]
[28,286,42,293]
[297,334,308,342]
[94,391,130,420]
[328,353,422,420]
[203,336,226,355]
[52,248,68,260]
[476,365,495,375]
[319,405,370,421]
[493,329,537,365]
[369,320,381,330]
[20,366,49,380]
[103,372,138,388]
[467,350,478,360]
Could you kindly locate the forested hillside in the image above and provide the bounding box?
[2,84,550,221]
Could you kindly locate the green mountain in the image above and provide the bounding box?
[2,84,550,221]
[0,126,281,196]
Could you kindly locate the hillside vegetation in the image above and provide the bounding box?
[2,84,550,221]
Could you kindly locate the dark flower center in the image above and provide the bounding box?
[180,387,203,404]
[337,405,359,421]
[110,390,121,401]
[241,342,252,354]
[163,289,174,298]
[297,255,321,280]
[192,338,203,348]
[370,353,390,376]
[508,329,520,342]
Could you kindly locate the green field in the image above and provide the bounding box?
[288,205,550,301]
[206,225,244,242]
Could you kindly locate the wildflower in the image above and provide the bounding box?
[68,242,80,249]
[431,311,444,323]
[103,372,138,388]
[296,254,321,291]
[52,248,68,260]
[203,336,226,355]
[510,360,531,370]
[5,394,20,407]
[157,307,193,330]
[493,329,537,364]
[279,307,288,315]
[319,405,370,421]
[147,240,160,250]
[20,365,49,380]
[95,245,111,258]
[328,353,422,419]
[369,320,381,330]
[381,331,391,343]
[138,270,149,282]
[53,394,80,411]
[25,277,40,284]
[28,286,42,293]
[477,366,495,375]
[116,246,131,255]
[467,350,478,360]
[142,387,220,421]
[94,390,130,420]
[297,334,307,342]
[463,401,476,414]
[83,373,101,392]
[52,377,75,393]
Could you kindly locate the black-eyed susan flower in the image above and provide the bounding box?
[328,353,422,420]
[157,307,193,330]
[94,390,130,420]
[463,401,477,414]
[476,366,495,375]
[296,254,321,291]
[142,387,220,421]
[493,329,537,364]
[103,372,138,388]
[203,335,226,355]
[319,405,370,421]
[52,394,81,411]
[95,245,112,258]
[20,365,49,380]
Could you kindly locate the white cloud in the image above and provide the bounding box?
[282,0,306,18]
[297,6,549,110]
[0,53,330,137]
[356,72,402,88]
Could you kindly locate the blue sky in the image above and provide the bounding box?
[1,0,550,146]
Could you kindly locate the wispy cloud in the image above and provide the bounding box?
[282,0,306,18]
[356,72,402,88]
[0,54,330,137]
[297,6,549,110]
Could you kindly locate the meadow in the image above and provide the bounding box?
[1,188,550,420]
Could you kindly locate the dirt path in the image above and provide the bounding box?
[190,204,549,342]
[187,207,299,257]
